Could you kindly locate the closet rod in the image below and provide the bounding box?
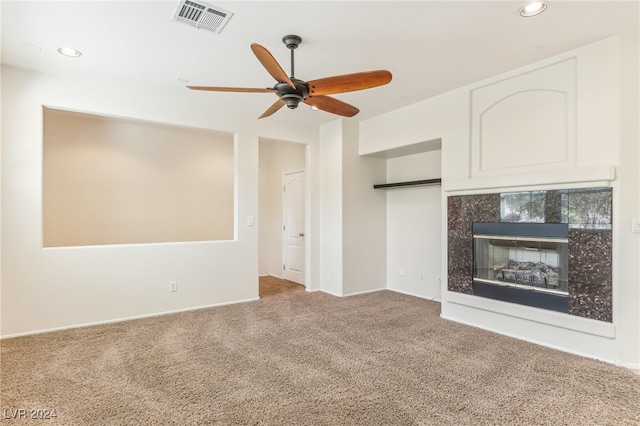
[373,178,442,189]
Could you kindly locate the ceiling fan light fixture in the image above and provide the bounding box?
[519,2,547,17]
[57,47,82,57]
[281,93,304,109]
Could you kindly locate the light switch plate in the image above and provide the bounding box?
[632,218,640,234]
[247,216,255,227]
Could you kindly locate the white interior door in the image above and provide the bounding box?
[282,170,305,285]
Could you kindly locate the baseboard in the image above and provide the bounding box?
[262,273,284,279]
[323,287,440,299]
[615,361,640,372]
[388,287,442,302]
[0,297,260,339]
[342,287,387,297]
[320,289,343,297]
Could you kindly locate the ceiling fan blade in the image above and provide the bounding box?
[250,43,296,89]
[306,70,392,96]
[304,95,359,117]
[259,99,286,119]
[187,86,276,93]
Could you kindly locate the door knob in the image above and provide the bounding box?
[299,233,305,237]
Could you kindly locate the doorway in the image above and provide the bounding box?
[258,139,307,291]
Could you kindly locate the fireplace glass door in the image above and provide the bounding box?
[472,222,569,312]
[473,235,568,294]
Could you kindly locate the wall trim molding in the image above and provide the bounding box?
[470,58,577,177]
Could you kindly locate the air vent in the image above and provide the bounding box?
[173,0,233,34]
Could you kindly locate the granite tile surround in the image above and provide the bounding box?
[568,228,613,322]
[447,187,613,322]
[447,194,500,295]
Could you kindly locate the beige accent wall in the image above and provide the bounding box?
[43,108,234,247]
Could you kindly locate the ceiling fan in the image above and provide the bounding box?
[187,35,392,119]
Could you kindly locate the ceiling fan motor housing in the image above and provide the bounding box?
[276,79,309,109]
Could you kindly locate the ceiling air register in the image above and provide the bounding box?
[173,0,233,34]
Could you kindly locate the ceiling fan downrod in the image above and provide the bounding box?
[279,35,305,109]
[282,35,302,78]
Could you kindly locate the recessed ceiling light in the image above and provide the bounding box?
[57,47,82,57]
[519,2,548,17]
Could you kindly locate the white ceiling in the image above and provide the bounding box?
[2,1,638,126]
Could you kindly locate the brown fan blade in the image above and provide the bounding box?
[187,86,276,93]
[250,43,296,89]
[259,99,286,119]
[304,95,359,117]
[306,70,392,96]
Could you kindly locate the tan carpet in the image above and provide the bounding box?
[259,275,305,298]
[1,288,639,425]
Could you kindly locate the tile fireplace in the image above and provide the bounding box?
[448,188,612,322]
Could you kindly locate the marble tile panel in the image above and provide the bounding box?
[447,237,473,294]
[568,228,612,322]
[544,190,563,224]
[447,194,499,294]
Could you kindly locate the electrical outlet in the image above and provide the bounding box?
[632,218,640,234]
[399,268,406,277]
[419,272,425,280]
[169,281,177,292]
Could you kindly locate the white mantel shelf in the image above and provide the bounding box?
[444,166,615,193]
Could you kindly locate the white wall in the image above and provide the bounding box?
[258,139,306,277]
[319,119,387,296]
[1,66,318,336]
[386,150,442,299]
[319,120,344,295]
[341,121,387,296]
[615,25,640,367]
[359,34,640,368]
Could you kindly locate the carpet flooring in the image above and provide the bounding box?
[1,280,639,425]
[259,275,305,298]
